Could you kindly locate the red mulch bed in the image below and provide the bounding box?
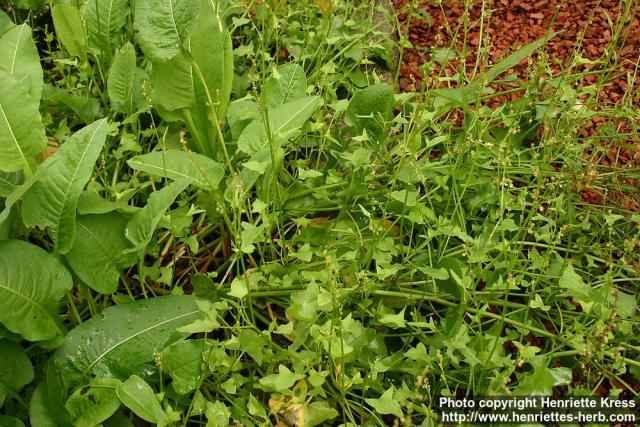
[394,0,640,212]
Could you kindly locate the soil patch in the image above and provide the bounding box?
[394,0,640,212]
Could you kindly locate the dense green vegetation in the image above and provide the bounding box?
[0,0,638,425]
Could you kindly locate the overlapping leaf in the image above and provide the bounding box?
[133,0,199,62]
[0,24,43,101]
[117,376,169,425]
[64,213,138,294]
[83,0,129,57]
[237,96,321,155]
[150,0,233,156]
[51,4,87,60]
[107,42,137,113]
[124,177,191,251]
[262,63,307,108]
[65,378,122,427]
[0,73,46,173]
[0,240,72,341]
[127,150,224,189]
[0,340,34,407]
[53,295,200,388]
[22,119,109,254]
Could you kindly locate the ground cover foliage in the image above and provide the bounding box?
[0,0,639,425]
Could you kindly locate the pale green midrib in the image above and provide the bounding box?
[168,0,180,45]
[0,103,31,171]
[53,120,106,247]
[0,175,14,187]
[280,69,300,103]
[9,25,26,75]
[82,309,200,375]
[106,0,115,36]
[0,282,62,333]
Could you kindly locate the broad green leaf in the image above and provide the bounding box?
[29,361,72,427]
[0,416,24,427]
[0,240,72,341]
[53,295,200,388]
[262,63,307,108]
[228,277,249,298]
[0,24,43,102]
[161,340,207,395]
[104,412,134,427]
[379,308,406,329]
[0,12,15,36]
[345,83,394,143]
[52,4,87,61]
[238,330,268,366]
[0,159,55,223]
[237,96,321,155]
[514,360,567,396]
[188,0,233,122]
[22,118,109,254]
[116,375,169,425]
[0,340,34,407]
[0,171,20,197]
[64,213,138,294]
[227,98,259,139]
[108,42,137,113]
[124,177,191,251]
[127,150,224,189]
[151,51,194,112]
[258,365,304,392]
[365,388,403,418]
[77,191,138,215]
[306,401,340,426]
[205,401,230,427]
[133,0,199,62]
[83,0,129,57]
[247,393,266,418]
[0,72,46,173]
[29,383,62,427]
[65,378,122,427]
[388,189,418,207]
[150,0,233,156]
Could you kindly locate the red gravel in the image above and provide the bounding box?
[394,0,640,212]
[395,0,640,100]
